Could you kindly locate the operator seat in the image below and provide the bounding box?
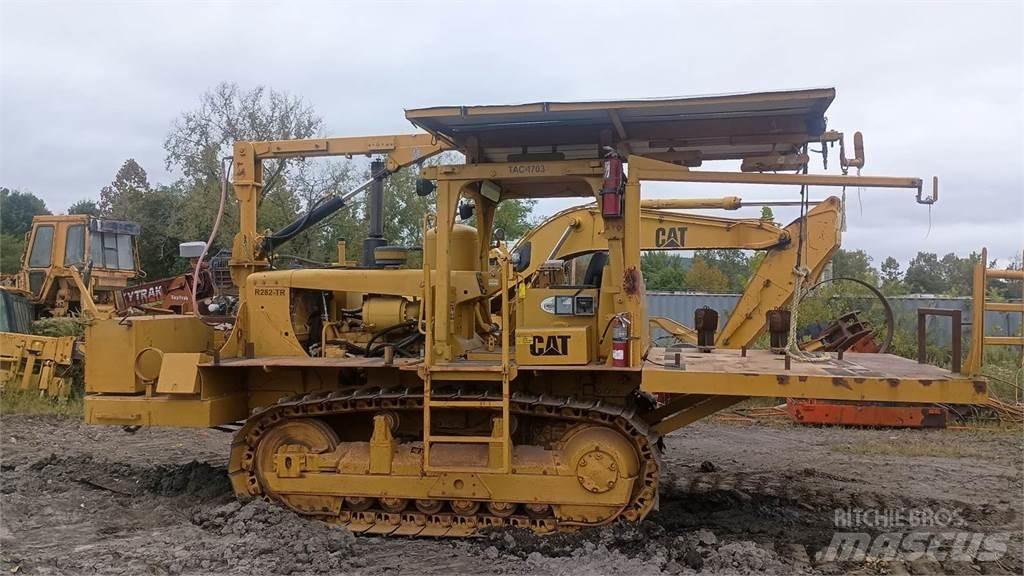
[582,251,608,287]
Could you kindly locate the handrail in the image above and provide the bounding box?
[494,243,513,472]
[490,245,512,375]
[964,247,1024,376]
[421,213,436,368]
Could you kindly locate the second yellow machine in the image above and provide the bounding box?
[83,89,986,536]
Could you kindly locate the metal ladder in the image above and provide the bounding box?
[421,243,513,474]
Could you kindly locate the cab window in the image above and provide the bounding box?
[64,225,85,265]
[89,231,136,270]
[28,225,54,268]
[116,234,134,270]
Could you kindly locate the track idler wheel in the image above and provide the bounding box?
[555,425,640,525]
[253,418,339,497]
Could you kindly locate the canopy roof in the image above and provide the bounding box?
[406,88,835,164]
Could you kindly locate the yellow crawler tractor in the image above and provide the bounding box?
[1,215,141,396]
[1,214,142,317]
[83,89,985,536]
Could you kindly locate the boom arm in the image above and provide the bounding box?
[513,205,791,277]
[515,196,843,349]
[717,197,841,348]
[228,134,452,287]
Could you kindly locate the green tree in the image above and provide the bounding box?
[692,249,751,292]
[830,248,879,284]
[67,199,100,216]
[99,159,150,217]
[163,82,322,249]
[746,251,766,280]
[382,165,436,249]
[685,257,730,292]
[641,252,689,291]
[880,256,904,294]
[158,85,537,271]
[1,189,49,274]
[760,206,774,222]
[494,199,538,241]
[904,252,945,294]
[0,234,25,274]
[283,159,364,262]
[1,188,49,235]
[98,160,185,278]
[648,264,687,291]
[133,184,187,279]
[940,252,979,296]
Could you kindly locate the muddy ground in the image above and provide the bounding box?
[1,414,1020,575]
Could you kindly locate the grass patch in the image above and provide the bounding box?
[832,438,967,458]
[982,359,1022,403]
[31,316,87,338]
[0,389,83,417]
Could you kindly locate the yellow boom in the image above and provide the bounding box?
[514,197,841,348]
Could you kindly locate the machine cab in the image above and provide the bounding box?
[513,250,607,366]
[17,215,141,313]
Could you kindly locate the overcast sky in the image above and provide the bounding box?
[2,1,1021,264]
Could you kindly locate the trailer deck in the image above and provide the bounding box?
[641,347,987,405]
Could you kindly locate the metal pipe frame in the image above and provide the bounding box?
[917,307,962,374]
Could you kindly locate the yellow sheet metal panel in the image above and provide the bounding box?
[406,89,835,163]
[515,326,591,366]
[85,393,247,427]
[85,315,213,394]
[155,352,209,394]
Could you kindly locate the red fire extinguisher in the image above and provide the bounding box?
[600,150,624,218]
[611,314,631,368]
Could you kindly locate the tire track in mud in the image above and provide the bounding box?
[475,467,1022,575]
[1,416,1020,575]
[1,453,362,575]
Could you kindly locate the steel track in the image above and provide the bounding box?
[229,387,661,536]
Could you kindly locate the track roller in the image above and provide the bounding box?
[487,502,517,518]
[415,499,444,514]
[451,500,481,516]
[380,498,409,513]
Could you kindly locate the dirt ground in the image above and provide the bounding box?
[1,414,1020,575]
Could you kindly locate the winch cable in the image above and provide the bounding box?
[840,186,848,233]
[786,150,829,362]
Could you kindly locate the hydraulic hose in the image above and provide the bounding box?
[192,156,231,316]
[262,195,340,252]
[364,320,418,356]
[262,167,390,255]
